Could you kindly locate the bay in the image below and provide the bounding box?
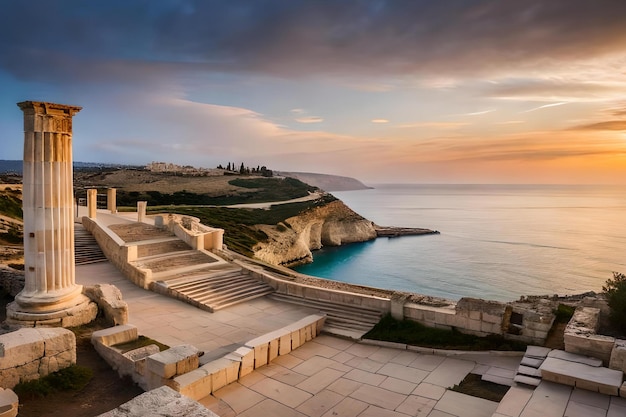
[293,184,626,301]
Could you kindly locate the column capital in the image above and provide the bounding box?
[17,101,82,117]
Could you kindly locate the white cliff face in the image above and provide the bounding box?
[253,200,377,267]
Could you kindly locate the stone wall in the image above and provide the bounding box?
[91,315,325,399]
[82,217,152,288]
[0,266,24,297]
[565,306,617,366]
[0,328,76,389]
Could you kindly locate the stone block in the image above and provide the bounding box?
[482,312,502,325]
[540,356,622,395]
[268,338,280,362]
[609,339,626,373]
[91,324,137,347]
[229,346,254,378]
[253,343,269,368]
[146,345,199,379]
[170,368,211,400]
[466,318,482,332]
[620,381,626,397]
[547,350,603,367]
[304,324,313,342]
[0,388,18,417]
[526,346,551,359]
[100,385,219,416]
[291,329,302,350]
[0,368,19,390]
[0,328,44,369]
[83,284,129,325]
[36,328,75,357]
[279,333,292,356]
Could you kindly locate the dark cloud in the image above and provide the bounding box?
[2,0,626,84]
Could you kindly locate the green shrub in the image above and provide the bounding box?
[553,304,575,323]
[603,272,626,334]
[13,365,93,399]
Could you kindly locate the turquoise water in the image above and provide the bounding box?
[293,184,626,301]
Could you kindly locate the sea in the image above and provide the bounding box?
[293,184,626,302]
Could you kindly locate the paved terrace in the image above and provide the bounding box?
[78,210,626,416]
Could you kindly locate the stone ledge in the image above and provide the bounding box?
[96,385,218,417]
[539,356,623,396]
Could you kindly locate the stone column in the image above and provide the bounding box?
[87,188,97,219]
[107,188,116,213]
[137,201,147,223]
[7,101,97,327]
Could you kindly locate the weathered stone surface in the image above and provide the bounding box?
[92,324,138,347]
[146,344,200,379]
[0,387,18,417]
[540,356,622,395]
[609,339,626,373]
[96,385,218,417]
[83,284,129,325]
[0,328,45,369]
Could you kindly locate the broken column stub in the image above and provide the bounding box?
[7,101,96,327]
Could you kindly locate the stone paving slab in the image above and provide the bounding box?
[434,390,498,417]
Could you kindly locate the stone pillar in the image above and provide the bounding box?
[87,188,97,219]
[7,101,97,327]
[137,201,147,223]
[107,188,116,213]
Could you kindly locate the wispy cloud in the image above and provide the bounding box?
[371,119,389,124]
[295,116,324,124]
[521,102,568,113]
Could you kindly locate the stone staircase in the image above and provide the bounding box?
[268,292,383,340]
[154,265,275,312]
[513,345,551,387]
[74,224,108,265]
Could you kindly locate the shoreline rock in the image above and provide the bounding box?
[375,225,439,237]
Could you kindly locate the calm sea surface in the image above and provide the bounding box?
[293,184,626,301]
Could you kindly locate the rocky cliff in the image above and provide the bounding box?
[252,199,377,267]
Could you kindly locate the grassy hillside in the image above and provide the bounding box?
[115,176,317,207]
[0,185,23,245]
[152,194,337,256]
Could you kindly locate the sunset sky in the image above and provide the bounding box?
[1,1,626,184]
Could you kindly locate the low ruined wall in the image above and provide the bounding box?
[0,266,24,297]
[0,328,76,389]
[246,265,391,313]
[92,315,325,400]
[565,306,616,366]
[82,217,151,288]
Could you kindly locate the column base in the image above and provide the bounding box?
[5,293,98,328]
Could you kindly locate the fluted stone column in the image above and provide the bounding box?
[7,101,97,327]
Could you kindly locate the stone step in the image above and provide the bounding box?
[481,373,514,387]
[158,266,241,286]
[270,300,380,329]
[211,287,275,311]
[513,374,542,387]
[170,272,250,293]
[517,365,542,378]
[74,224,108,265]
[136,239,192,258]
[269,293,383,318]
[194,281,272,304]
[520,357,544,368]
[268,293,383,337]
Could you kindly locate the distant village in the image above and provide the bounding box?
[146,161,273,177]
